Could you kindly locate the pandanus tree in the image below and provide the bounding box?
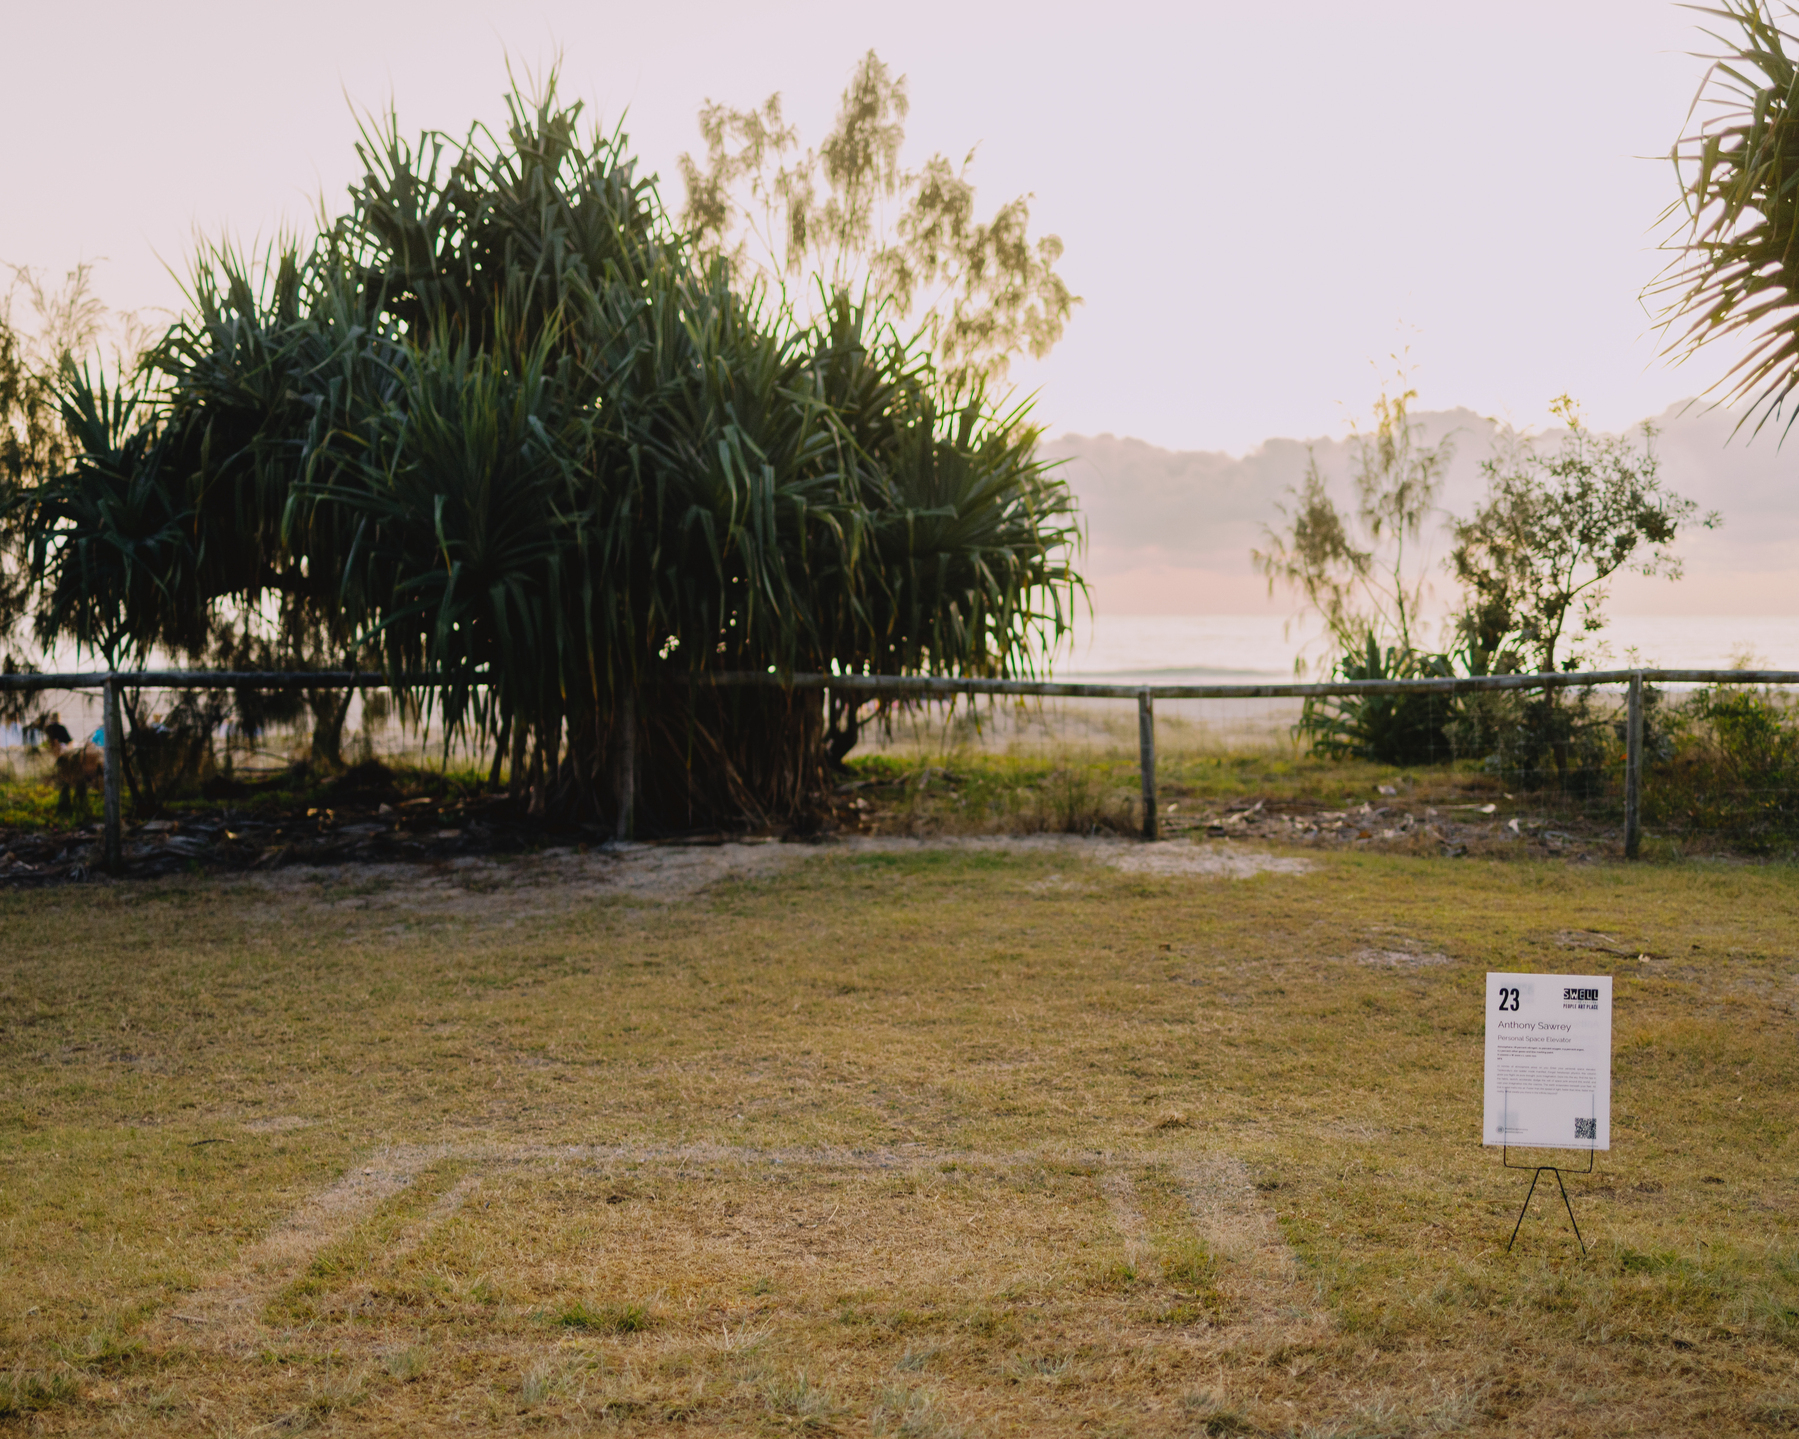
[7,71,1083,830]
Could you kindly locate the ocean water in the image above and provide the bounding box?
[1051,613,1799,684]
[855,612,1799,757]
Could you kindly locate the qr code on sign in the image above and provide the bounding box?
[1575,1117,1597,1140]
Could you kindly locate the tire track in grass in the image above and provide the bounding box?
[1174,1152,1332,1348]
[1100,1165,1153,1277]
[147,1141,1000,1357]
[146,1143,452,1354]
[124,1141,1348,1435]
[144,1141,1325,1362]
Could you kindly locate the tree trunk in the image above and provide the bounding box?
[307,687,354,768]
[546,676,834,836]
[488,714,510,790]
[525,728,545,816]
[1543,684,1569,790]
[614,691,635,840]
[629,679,829,835]
[509,718,529,800]
[527,717,563,818]
[119,692,151,816]
[826,692,864,771]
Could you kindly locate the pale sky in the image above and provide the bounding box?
[0,0,1752,456]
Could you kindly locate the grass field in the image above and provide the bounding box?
[0,837,1795,1436]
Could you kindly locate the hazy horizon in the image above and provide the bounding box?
[1046,397,1796,622]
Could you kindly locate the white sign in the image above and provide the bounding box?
[1483,972,1612,1151]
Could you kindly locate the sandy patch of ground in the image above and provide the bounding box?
[1350,946,1454,969]
[1102,840,1316,879]
[855,832,1315,881]
[240,1114,316,1134]
[219,833,1315,926]
[227,837,806,920]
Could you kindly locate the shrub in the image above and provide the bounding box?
[1295,635,1456,766]
[1469,686,1615,796]
[1651,686,1799,849]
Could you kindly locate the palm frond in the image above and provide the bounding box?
[1649,1,1799,436]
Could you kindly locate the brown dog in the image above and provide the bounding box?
[42,721,103,814]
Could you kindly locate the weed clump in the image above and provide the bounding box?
[1180,1389,1254,1435]
[0,1370,79,1417]
[1160,1234,1219,1295]
[762,1371,842,1425]
[383,1345,429,1382]
[871,1384,964,1437]
[1620,1248,1679,1275]
[53,1327,139,1373]
[556,1299,652,1333]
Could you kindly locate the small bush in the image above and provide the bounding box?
[1466,686,1615,797]
[1033,762,1134,835]
[127,690,228,804]
[1651,686,1799,849]
[1296,637,1457,767]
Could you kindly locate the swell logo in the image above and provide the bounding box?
[1563,987,1599,1003]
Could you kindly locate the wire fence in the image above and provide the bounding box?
[2,666,1797,875]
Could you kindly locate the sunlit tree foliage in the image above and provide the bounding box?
[679,50,1079,391]
[4,74,1085,830]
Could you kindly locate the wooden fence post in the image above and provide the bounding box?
[1138,687,1158,841]
[615,689,635,842]
[102,675,123,875]
[1624,670,1643,860]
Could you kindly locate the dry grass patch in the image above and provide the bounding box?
[0,839,1796,1433]
[88,1146,1317,1433]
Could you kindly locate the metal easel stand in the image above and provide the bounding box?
[1503,1142,1594,1254]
